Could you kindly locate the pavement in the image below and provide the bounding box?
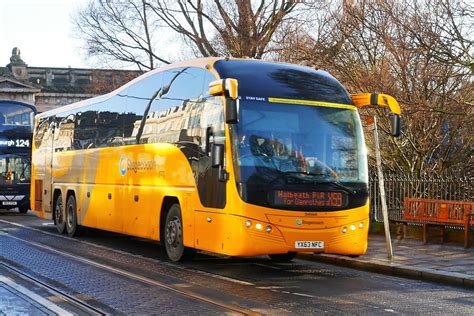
[2,234,473,314]
[300,234,474,288]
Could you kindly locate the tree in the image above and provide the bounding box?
[86,69,140,94]
[404,0,474,74]
[74,0,169,71]
[274,0,473,176]
[74,0,314,69]
[147,0,303,58]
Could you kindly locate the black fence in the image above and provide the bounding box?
[369,173,473,222]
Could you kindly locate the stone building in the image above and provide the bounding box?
[0,47,140,113]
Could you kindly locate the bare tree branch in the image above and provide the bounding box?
[73,0,170,70]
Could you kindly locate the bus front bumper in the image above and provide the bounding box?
[0,194,29,211]
[236,216,369,256]
[197,211,370,257]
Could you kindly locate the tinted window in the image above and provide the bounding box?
[34,117,49,149]
[213,60,352,104]
[74,105,99,150]
[0,153,30,184]
[54,111,75,152]
[194,71,225,149]
[96,97,124,147]
[0,101,35,132]
[139,67,208,145]
[120,72,164,144]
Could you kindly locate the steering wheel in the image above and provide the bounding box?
[308,158,340,179]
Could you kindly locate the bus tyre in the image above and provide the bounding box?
[54,194,66,234]
[65,195,81,237]
[269,252,297,262]
[18,206,29,214]
[164,204,195,262]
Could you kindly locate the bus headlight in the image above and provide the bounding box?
[342,226,347,233]
[265,225,272,233]
[245,220,252,228]
[359,222,364,229]
[255,223,263,230]
[350,224,356,231]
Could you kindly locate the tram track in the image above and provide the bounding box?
[0,219,260,315]
[7,216,471,315]
[0,218,256,286]
[0,261,106,315]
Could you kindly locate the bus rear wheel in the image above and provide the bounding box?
[164,204,194,262]
[268,252,297,262]
[65,195,81,237]
[54,194,66,234]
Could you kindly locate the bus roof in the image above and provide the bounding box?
[36,57,351,118]
[35,57,220,119]
[213,59,352,105]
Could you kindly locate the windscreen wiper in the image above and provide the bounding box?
[281,171,357,195]
[322,179,357,195]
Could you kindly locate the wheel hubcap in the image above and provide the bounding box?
[166,216,181,248]
[55,200,63,224]
[67,204,73,229]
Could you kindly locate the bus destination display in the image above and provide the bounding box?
[272,190,346,207]
[0,139,31,148]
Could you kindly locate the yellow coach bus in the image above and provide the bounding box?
[31,58,400,261]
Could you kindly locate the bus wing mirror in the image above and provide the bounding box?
[209,78,239,124]
[351,93,401,137]
[390,114,401,137]
[211,143,224,168]
[205,126,213,154]
[209,78,238,100]
[225,98,238,124]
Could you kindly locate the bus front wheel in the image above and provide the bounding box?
[18,206,29,214]
[65,195,81,237]
[54,194,66,234]
[164,204,194,262]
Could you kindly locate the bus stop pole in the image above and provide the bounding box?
[373,116,393,259]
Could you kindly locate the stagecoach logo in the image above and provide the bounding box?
[295,218,303,226]
[119,155,128,176]
[119,154,157,176]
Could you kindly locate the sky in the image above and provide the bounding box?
[0,0,90,69]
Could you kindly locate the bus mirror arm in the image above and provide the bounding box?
[351,93,401,137]
[208,79,239,124]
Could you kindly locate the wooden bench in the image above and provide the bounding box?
[402,198,474,248]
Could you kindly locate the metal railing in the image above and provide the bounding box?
[369,172,473,222]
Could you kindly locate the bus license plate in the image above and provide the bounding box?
[295,241,324,249]
[2,201,17,206]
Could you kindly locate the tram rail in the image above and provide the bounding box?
[0,261,106,315]
[0,219,259,315]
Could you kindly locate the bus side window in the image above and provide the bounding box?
[34,118,48,149]
[121,72,164,145]
[74,106,98,150]
[56,113,75,152]
[198,71,224,151]
[141,67,205,145]
[96,98,124,147]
